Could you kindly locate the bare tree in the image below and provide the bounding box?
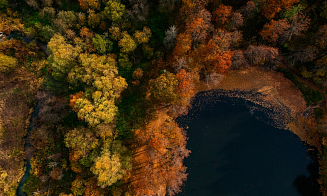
[240,1,256,18]
[127,0,149,22]
[230,12,244,29]
[159,0,180,12]
[164,25,178,49]
[281,14,310,43]
[231,50,249,69]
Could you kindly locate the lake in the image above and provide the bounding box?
[176,90,320,196]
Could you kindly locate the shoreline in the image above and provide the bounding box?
[193,66,320,149]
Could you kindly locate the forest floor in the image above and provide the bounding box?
[0,68,42,194]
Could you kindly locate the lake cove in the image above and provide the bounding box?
[176,91,320,196]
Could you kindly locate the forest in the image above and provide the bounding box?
[0,0,327,195]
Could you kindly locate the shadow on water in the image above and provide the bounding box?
[294,148,321,196]
[16,103,40,196]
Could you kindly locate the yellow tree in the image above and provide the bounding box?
[69,54,127,126]
[119,31,137,53]
[149,72,179,104]
[91,140,131,188]
[0,53,17,72]
[48,34,82,80]
[103,0,125,22]
[133,27,151,44]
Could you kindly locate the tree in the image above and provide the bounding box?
[65,127,98,157]
[149,72,179,104]
[79,27,96,52]
[119,31,137,53]
[92,34,113,54]
[109,26,121,41]
[164,26,178,49]
[68,54,127,126]
[54,11,77,34]
[261,0,300,19]
[186,18,210,44]
[185,9,212,44]
[213,5,233,27]
[47,34,82,80]
[133,68,143,80]
[0,14,24,34]
[78,0,100,10]
[260,19,290,44]
[0,0,8,9]
[131,112,190,196]
[91,140,131,188]
[175,69,195,106]
[118,53,133,69]
[244,45,279,69]
[88,10,101,28]
[240,1,255,18]
[0,53,17,72]
[41,0,53,7]
[159,0,179,11]
[50,167,63,180]
[71,178,85,196]
[282,14,310,42]
[103,0,126,22]
[127,0,149,22]
[133,27,151,44]
[230,12,244,29]
[172,33,192,57]
[84,178,106,196]
[315,25,327,50]
[231,50,249,69]
[287,46,317,65]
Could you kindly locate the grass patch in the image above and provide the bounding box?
[277,67,323,105]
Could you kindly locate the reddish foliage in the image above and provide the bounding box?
[175,69,195,106]
[213,5,233,27]
[260,19,290,43]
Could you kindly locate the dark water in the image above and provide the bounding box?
[177,91,320,196]
[17,104,40,196]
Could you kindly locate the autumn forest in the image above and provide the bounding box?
[1,0,327,195]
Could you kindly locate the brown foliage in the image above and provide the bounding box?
[78,0,100,10]
[50,167,63,180]
[261,0,300,19]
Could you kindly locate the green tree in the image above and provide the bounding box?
[0,0,8,9]
[92,34,113,54]
[118,53,132,69]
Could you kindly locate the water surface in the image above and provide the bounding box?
[177,91,319,196]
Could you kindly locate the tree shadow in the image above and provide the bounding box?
[294,149,321,196]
